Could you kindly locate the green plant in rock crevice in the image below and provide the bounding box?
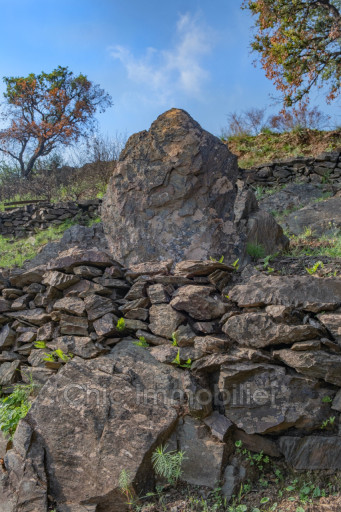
[171,349,192,369]
[151,444,186,486]
[0,379,36,440]
[246,242,266,260]
[116,317,126,332]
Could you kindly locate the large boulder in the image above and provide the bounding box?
[102,109,287,265]
[1,342,189,512]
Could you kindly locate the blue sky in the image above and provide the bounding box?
[0,0,338,139]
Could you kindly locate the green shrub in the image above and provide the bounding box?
[246,242,266,260]
[0,380,36,439]
[152,444,186,485]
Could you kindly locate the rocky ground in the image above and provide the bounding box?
[1,109,341,512]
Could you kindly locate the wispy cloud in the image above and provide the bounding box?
[109,13,215,103]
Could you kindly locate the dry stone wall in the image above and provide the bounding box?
[240,150,341,187]
[1,248,341,510]
[0,199,101,238]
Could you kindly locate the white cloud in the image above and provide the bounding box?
[109,13,214,103]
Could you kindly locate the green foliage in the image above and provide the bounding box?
[246,242,266,260]
[43,349,72,363]
[118,469,136,510]
[171,349,192,369]
[152,444,186,485]
[305,260,324,275]
[322,395,333,404]
[116,317,126,332]
[235,441,270,472]
[232,258,240,270]
[0,66,112,178]
[210,255,224,263]
[171,332,178,346]
[243,0,341,106]
[0,380,36,439]
[133,336,149,348]
[0,218,77,268]
[321,416,336,430]
[34,340,46,349]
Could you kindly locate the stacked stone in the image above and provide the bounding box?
[0,199,101,238]
[2,252,341,510]
[241,150,341,186]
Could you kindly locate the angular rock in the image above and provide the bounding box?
[169,416,226,488]
[49,336,100,359]
[149,304,185,339]
[173,260,234,277]
[125,261,173,280]
[171,285,228,320]
[279,436,341,470]
[273,348,341,386]
[203,411,233,441]
[47,247,115,272]
[36,322,56,341]
[93,313,119,337]
[102,109,286,265]
[193,320,221,334]
[10,266,46,287]
[218,363,331,434]
[60,314,89,336]
[21,366,56,386]
[119,297,150,314]
[73,265,103,278]
[223,313,321,348]
[147,284,171,304]
[0,361,20,386]
[0,325,16,349]
[17,331,36,343]
[291,340,321,351]
[221,460,247,501]
[194,335,231,355]
[125,308,149,321]
[191,347,273,373]
[5,309,51,326]
[0,298,11,313]
[53,296,86,316]
[43,271,79,290]
[64,279,111,298]
[124,280,148,300]
[84,295,116,321]
[135,330,169,346]
[2,342,188,511]
[229,274,341,312]
[173,324,196,347]
[318,309,341,343]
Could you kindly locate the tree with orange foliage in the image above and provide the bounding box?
[243,0,341,106]
[0,66,112,178]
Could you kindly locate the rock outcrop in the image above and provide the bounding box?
[102,109,288,265]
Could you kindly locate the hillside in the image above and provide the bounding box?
[226,129,341,169]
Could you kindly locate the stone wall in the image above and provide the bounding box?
[240,150,341,187]
[2,249,341,510]
[0,199,101,238]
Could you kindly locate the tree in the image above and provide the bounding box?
[0,66,112,178]
[243,0,341,106]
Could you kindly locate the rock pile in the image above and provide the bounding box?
[102,108,288,265]
[0,200,101,239]
[2,249,341,510]
[241,151,341,187]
